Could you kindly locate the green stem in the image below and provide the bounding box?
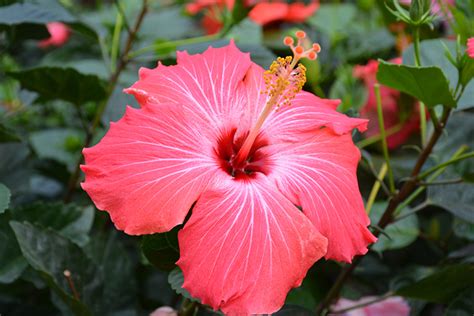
[356,124,402,149]
[64,0,149,202]
[127,34,220,59]
[394,145,469,215]
[418,150,474,179]
[375,84,396,194]
[110,11,123,73]
[330,292,394,314]
[366,163,388,215]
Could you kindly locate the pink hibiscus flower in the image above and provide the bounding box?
[186,0,318,35]
[354,58,421,149]
[331,296,410,316]
[467,37,474,58]
[38,22,70,48]
[82,32,376,315]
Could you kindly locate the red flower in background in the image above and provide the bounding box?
[187,0,318,34]
[354,58,421,149]
[38,22,70,48]
[82,35,376,314]
[248,0,319,25]
[467,37,474,58]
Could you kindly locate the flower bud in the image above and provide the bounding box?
[409,0,431,22]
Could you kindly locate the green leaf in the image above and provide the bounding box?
[453,218,474,241]
[8,67,108,106]
[370,202,419,251]
[329,66,367,112]
[0,183,10,214]
[395,264,474,303]
[0,213,27,283]
[0,123,21,143]
[84,232,138,314]
[227,19,262,45]
[30,128,85,172]
[142,227,180,271]
[376,60,457,108]
[10,221,96,316]
[444,287,474,316]
[308,4,357,41]
[168,267,199,302]
[428,182,474,223]
[403,39,474,110]
[11,202,94,246]
[0,2,75,25]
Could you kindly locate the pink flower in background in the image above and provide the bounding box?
[149,306,177,316]
[187,0,318,34]
[467,37,474,58]
[82,35,376,314]
[38,22,70,48]
[331,296,410,316]
[399,0,455,16]
[354,58,421,149]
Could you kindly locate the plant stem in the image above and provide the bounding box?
[374,84,395,194]
[64,0,149,203]
[315,106,452,315]
[366,162,388,215]
[418,151,474,179]
[110,11,123,73]
[356,123,402,149]
[330,292,394,314]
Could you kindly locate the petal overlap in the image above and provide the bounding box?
[177,175,328,315]
[267,129,376,262]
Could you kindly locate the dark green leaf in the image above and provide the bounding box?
[370,202,419,251]
[453,218,474,240]
[0,2,75,25]
[395,264,474,303]
[0,182,10,214]
[142,227,180,271]
[11,202,94,246]
[84,232,138,314]
[10,221,97,316]
[168,267,199,302]
[376,60,456,108]
[8,67,108,106]
[0,123,21,143]
[0,213,27,283]
[444,287,474,316]
[30,128,85,172]
[274,305,313,316]
[428,182,474,223]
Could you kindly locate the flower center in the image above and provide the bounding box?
[233,30,321,165]
[214,128,271,179]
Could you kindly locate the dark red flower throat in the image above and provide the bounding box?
[215,128,271,179]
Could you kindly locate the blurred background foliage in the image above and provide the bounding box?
[0,0,473,315]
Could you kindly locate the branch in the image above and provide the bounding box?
[64,0,149,202]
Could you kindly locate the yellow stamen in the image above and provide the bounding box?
[233,30,321,165]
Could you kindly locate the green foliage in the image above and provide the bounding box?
[0,183,10,214]
[142,227,180,271]
[395,264,474,303]
[8,67,108,106]
[168,267,199,303]
[370,203,419,252]
[377,60,457,108]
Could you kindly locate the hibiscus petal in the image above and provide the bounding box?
[267,129,376,262]
[285,2,319,23]
[177,175,327,315]
[125,41,252,126]
[81,103,219,235]
[265,91,368,140]
[248,2,289,25]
